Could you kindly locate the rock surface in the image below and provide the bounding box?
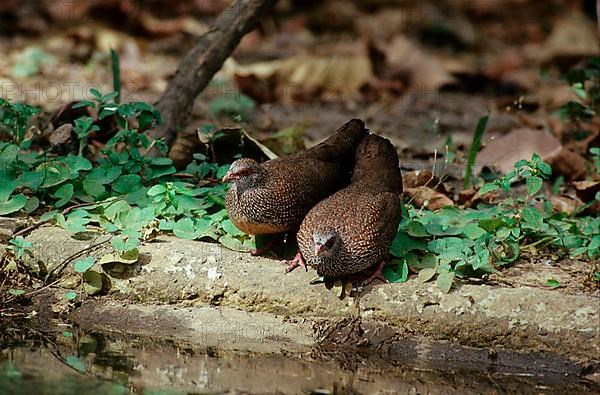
[25,226,600,370]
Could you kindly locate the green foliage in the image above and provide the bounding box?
[0,98,40,147]
[557,57,599,121]
[391,153,599,293]
[591,147,600,174]
[205,81,255,121]
[2,91,252,291]
[11,47,55,78]
[464,115,488,189]
[7,236,33,259]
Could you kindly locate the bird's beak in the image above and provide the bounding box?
[314,244,325,256]
[222,171,236,182]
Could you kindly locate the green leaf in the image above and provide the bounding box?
[24,196,40,213]
[40,162,71,187]
[195,217,218,239]
[98,249,139,265]
[546,278,561,288]
[522,206,543,228]
[383,259,409,283]
[73,256,95,273]
[159,219,175,230]
[53,183,74,207]
[63,155,93,174]
[390,231,427,257]
[437,270,455,293]
[526,176,543,195]
[18,171,44,190]
[64,215,89,233]
[221,219,245,237]
[462,223,486,239]
[147,157,173,166]
[146,164,176,180]
[111,235,139,253]
[417,268,436,283]
[464,115,488,189]
[103,200,131,221]
[83,179,106,198]
[8,289,25,296]
[147,184,167,197]
[83,270,104,295]
[406,221,429,237]
[538,161,552,176]
[479,183,498,194]
[64,291,77,300]
[427,237,468,261]
[0,194,27,215]
[87,165,122,184]
[173,218,201,240]
[112,174,143,194]
[479,218,504,232]
[218,233,254,252]
[66,355,87,373]
[0,180,17,202]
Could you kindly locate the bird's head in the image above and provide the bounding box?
[312,228,339,258]
[222,158,263,184]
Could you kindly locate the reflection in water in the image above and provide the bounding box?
[0,329,597,395]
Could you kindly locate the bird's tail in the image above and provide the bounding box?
[352,133,403,194]
[303,119,368,164]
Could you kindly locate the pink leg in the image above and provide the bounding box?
[282,251,307,273]
[362,260,389,286]
[250,234,283,256]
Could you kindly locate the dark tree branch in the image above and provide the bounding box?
[151,0,277,145]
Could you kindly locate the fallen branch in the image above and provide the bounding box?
[152,0,277,145]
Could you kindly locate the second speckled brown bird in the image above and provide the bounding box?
[291,133,403,284]
[222,119,367,244]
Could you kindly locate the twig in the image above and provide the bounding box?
[521,236,557,251]
[151,0,277,145]
[44,237,111,283]
[12,200,105,239]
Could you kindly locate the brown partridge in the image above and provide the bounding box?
[222,119,367,254]
[292,133,403,284]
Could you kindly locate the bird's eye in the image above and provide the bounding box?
[237,168,253,177]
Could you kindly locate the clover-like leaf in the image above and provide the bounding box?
[74,256,95,273]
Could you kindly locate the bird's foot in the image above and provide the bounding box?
[361,260,389,286]
[283,251,307,273]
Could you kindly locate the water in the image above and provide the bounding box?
[1,329,598,394]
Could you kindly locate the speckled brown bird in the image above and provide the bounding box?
[289,133,402,284]
[222,119,367,255]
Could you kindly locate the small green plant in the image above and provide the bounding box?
[0,88,254,290]
[464,115,488,189]
[0,98,40,148]
[557,57,599,121]
[7,236,33,260]
[388,153,599,292]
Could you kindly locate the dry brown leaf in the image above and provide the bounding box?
[402,170,449,193]
[549,195,582,215]
[476,128,562,175]
[537,12,599,64]
[372,35,455,93]
[404,186,454,211]
[230,54,373,102]
[458,188,500,208]
[573,180,600,202]
[49,123,73,147]
[546,148,587,181]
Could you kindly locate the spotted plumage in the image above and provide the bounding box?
[295,134,402,279]
[223,119,367,237]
